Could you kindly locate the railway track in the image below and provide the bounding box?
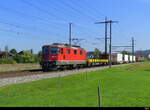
[0,65,109,79]
[0,63,133,87]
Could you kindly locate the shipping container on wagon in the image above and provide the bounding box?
[129,55,132,62]
[133,56,136,62]
[129,55,136,63]
[124,54,129,63]
[111,53,123,64]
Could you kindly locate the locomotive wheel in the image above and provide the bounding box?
[68,65,74,70]
[42,68,48,72]
[59,67,64,71]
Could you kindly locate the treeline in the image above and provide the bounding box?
[0,48,42,64]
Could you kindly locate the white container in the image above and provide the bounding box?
[124,55,129,62]
[133,56,136,62]
[117,54,123,62]
[112,53,123,63]
[129,55,133,62]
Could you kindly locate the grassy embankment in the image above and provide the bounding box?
[0,64,40,72]
[0,62,150,107]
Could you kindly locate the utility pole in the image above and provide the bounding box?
[95,17,109,55]
[108,20,118,68]
[132,37,135,62]
[69,23,73,46]
[105,17,108,55]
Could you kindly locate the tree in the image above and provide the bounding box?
[21,51,35,63]
[94,48,102,59]
[10,49,17,55]
[38,50,42,57]
[14,50,40,63]
[121,51,131,55]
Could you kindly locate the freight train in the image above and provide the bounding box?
[40,43,143,71]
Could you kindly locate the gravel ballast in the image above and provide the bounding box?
[0,64,131,87]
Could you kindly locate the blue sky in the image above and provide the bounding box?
[0,0,150,53]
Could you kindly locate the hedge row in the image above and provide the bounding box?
[0,58,17,64]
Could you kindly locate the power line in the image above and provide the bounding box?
[0,19,63,36]
[0,28,54,41]
[21,0,62,20]
[0,0,104,39]
[83,0,106,18]
[113,23,130,42]
[0,19,66,40]
[45,0,84,20]
[0,5,69,31]
[34,0,81,21]
[67,0,104,20]
[58,0,96,21]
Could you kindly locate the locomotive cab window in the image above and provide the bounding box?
[80,50,83,55]
[67,49,71,54]
[74,50,77,55]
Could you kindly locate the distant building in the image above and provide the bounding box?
[0,51,14,58]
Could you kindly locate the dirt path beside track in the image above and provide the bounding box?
[0,64,40,72]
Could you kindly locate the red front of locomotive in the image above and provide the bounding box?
[41,44,87,71]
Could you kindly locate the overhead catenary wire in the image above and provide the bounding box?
[68,0,106,19]
[0,28,54,41]
[83,0,106,18]
[0,19,63,37]
[0,0,130,53]
[33,0,81,21]
[0,5,69,32]
[21,0,63,20]
[0,0,104,38]
[57,0,97,21]
[21,0,94,25]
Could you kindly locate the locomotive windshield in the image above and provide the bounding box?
[42,47,60,55]
[50,47,60,54]
[43,47,49,55]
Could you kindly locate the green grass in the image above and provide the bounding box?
[0,62,150,107]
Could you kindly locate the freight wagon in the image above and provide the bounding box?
[136,57,145,62]
[123,54,129,63]
[111,53,123,64]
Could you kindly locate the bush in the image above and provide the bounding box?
[14,51,40,63]
[13,55,25,63]
[0,58,17,64]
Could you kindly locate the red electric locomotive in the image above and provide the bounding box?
[41,43,87,71]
